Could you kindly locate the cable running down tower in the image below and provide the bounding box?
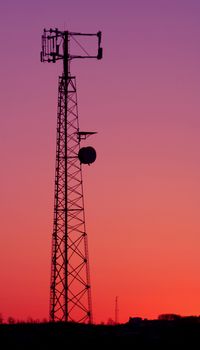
[41,28,102,323]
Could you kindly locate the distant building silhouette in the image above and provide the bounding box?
[129,317,143,324]
[158,314,181,321]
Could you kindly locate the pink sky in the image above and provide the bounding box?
[0,0,200,323]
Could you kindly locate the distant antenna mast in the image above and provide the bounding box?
[41,28,102,323]
[115,296,119,324]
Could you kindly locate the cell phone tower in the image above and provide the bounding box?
[115,296,119,324]
[40,28,102,323]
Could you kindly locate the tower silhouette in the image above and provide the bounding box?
[115,296,119,324]
[41,28,102,323]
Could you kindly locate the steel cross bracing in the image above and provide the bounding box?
[50,75,91,322]
[41,28,102,323]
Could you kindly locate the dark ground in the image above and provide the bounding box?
[0,317,200,349]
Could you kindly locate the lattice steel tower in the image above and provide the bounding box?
[40,28,102,323]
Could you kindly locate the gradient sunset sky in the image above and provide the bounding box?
[0,0,200,324]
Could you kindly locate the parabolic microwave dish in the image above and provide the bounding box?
[78,146,97,165]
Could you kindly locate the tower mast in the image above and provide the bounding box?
[115,296,119,324]
[41,28,102,323]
